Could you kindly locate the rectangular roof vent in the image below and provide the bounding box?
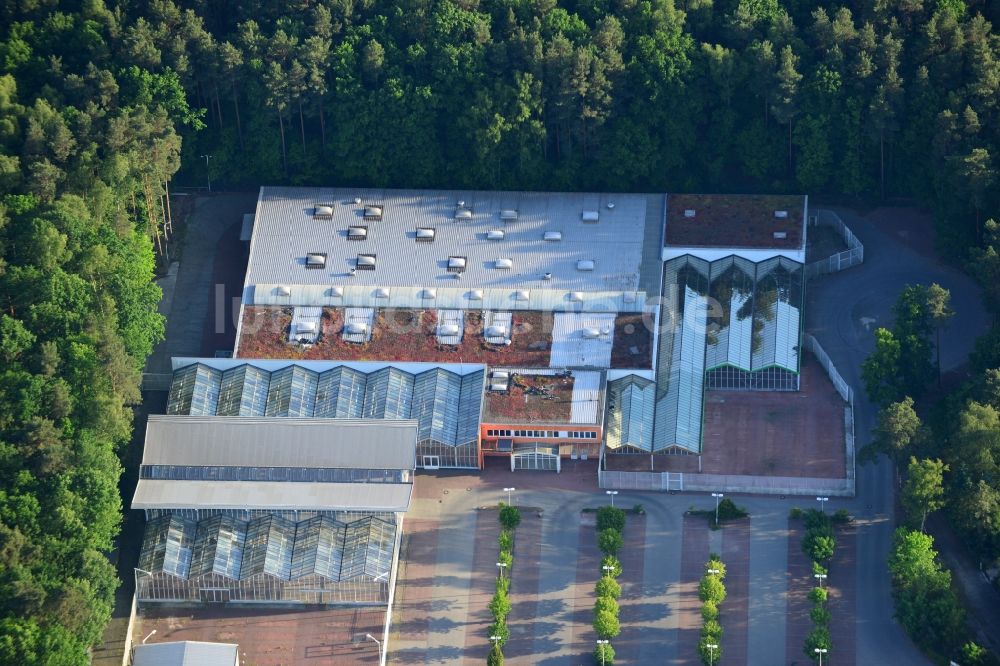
[345,322,368,335]
[487,229,505,241]
[373,287,390,298]
[306,253,327,269]
[582,327,601,339]
[543,231,563,241]
[421,288,437,299]
[500,209,518,221]
[468,289,483,300]
[416,227,436,242]
[297,321,317,334]
[495,258,513,270]
[623,292,636,303]
[513,289,530,301]
[684,209,696,218]
[774,210,789,218]
[347,226,367,240]
[485,325,507,337]
[363,205,384,220]
[773,231,788,239]
[276,285,291,296]
[577,259,595,271]
[448,256,467,273]
[582,210,600,222]
[329,286,344,297]
[455,208,473,220]
[438,323,460,336]
[356,253,377,270]
[313,205,334,219]
[569,292,584,302]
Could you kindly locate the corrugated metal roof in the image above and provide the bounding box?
[142,416,416,469]
[132,641,238,666]
[131,480,413,512]
[244,187,653,311]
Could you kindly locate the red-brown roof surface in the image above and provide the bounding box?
[665,194,806,249]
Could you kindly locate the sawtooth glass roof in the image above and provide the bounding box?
[142,514,395,584]
[167,362,483,448]
[138,514,196,579]
[604,375,656,452]
[649,254,804,454]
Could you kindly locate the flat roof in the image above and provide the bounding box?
[244,187,654,306]
[664,194,806,249]
[482,369,603,425]
[142,416,416,470]
[131,479,413,512]
[132,641,238,666]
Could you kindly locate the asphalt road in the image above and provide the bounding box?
[806,207,989,665]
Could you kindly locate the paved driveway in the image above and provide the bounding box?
[807,206,989,666]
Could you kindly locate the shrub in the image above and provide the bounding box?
[594,595,619,617]
[698,575,726,605]
[597,506,626,533]
[704,558,727,580]
[700,619,722,642]
[489,590,511,621]
[803,532,835,563]
[698,636,723,665]
[498,529,513,552]
[499,504,521,530]
[598,528,624,555]
[487,620,509,646]
[716,498,748,521]
[811,561,828,577]
[601,555,622,578]
[810,605,831,626]
[496,575,510,595]
[803,509,833,531]
[701,600,719,622]
[595,576,621,599]
[808,587,828,604]
[831,509,851,524]
[593,641,615,665]
[487,643,504,666]
[803,626,831,661]
[593,609,621,639]
[633,503,645,515]
[789,507,803,519]
[498,549,513,570]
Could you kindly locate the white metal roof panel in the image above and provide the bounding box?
[131,479,413,512]
[142,416,417,470]
[132,641,239,666]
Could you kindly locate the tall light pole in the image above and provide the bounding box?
[712,493,724,526]
[602,564,615,577]
[707,567,720,576]
[706,642,718,665]
[496,561,508,579]
[814,647,827,665]
[366,633,383,662]
[141,629,157,644]
[489,635,503,646]
[200,154,213,192]
[596,639,609,665]
[814,573,827,588]
[816,496,829,513]
[504,487,516,506]
[606,490,618,508]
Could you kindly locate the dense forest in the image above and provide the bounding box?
[0,0,999,663]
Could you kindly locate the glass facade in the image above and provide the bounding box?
[604,375,656,452]
[137,513,397,605]
[167,363,484,468]
[647,255,804,454]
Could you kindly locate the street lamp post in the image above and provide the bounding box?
[606,490,618,508]
[496,561,508,578]
[489,635,503,645]
[141,629,157,644]
[814,647,828,665]
[366,633,383,662]
[504,487,516,506]
[814,573,827,588]
[602,564,615,577]
[200,154,213,192]
[712,493,724,526]
[816,496,829,513]
[596,639,609,665]
[707,568,720,576]
[706,642,718,665]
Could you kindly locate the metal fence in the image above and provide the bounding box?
[803,334,853,404]
[805,210,864,279]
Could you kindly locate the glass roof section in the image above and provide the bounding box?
[290,516,346,580]
[217,364,270,416]
[241,515,296,579]
[605,376,656,451]
[190,515,248,579]
[167,364,222,416]
[138,514,195,578]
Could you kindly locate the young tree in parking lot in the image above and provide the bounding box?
[901,457,947,531]
[593,609,621,639]
[862,328,904,406]
[598,528,624,556]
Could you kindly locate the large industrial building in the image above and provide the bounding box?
[222,187,806,469]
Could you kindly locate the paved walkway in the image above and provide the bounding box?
[784,520,813,666]
[615,515,648,664]
[747,507,789,664]
[506,514,543,665]
[463,510,501,664]
[829,524,857,666]
[720,519,750,666]
[677,515,709,665]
